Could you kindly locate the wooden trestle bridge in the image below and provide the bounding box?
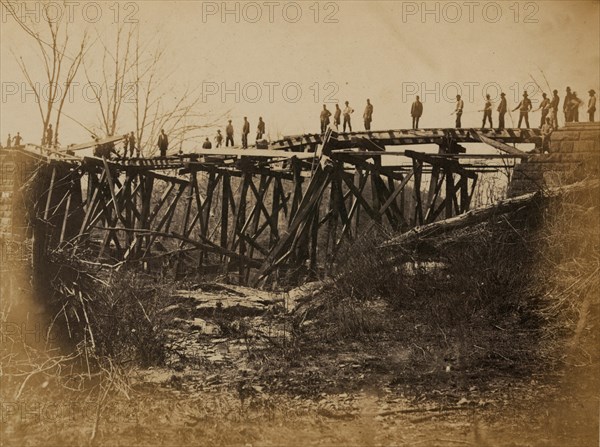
[11,126,541,286]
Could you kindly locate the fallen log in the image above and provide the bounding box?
[380,179,600,248]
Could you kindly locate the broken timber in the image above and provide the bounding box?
[10,126,542,285]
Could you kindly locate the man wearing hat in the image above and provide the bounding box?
[588,90,597,122]
[512,91,532,128]
[497,92,507,130]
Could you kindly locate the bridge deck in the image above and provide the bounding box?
[12,127,537,171]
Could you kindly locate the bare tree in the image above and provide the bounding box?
[85,25,226,156]
[3,0,88,146]
[130,29,226,156]
[83,25,136,138]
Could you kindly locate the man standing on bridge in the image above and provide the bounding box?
[363,99,373,131]
[128,131,136,158]
[587,89,596,122]
[45,124,53,147]
[570,92,583,122]
[454,95,464,128]
[534,92,551,128]
[12,132,22,147]
[256,117,265,140]
[343,101,354,132]
[320,105,332,133]
[6,134,11,148]
[226,120,234,147]
[242,117,250,149]
[411,96,423,129]
[158,129,169,157]
[497,92,507,130]
[333,104,341,130]
[564,87,573,123]
[481,94,493,129]
[550,90,560,129]
[512,92,532,128]
[215,129,223,148]
[202,137,212,149]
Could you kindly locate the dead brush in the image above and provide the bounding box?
[531,184,600,366]
[40,247,175,367]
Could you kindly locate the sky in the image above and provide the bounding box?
[1,0,599,150]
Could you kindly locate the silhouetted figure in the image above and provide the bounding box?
[550,90,560,129]
[541,117,553,154]
[454,95,464,128]
[93,138,119,159]
[256,117,265,140]
[128,131,136,157]
[45,124,53,146]
[512,92,532,128]
[6,134,11,148]
[226,120,234,147]
[481,94,493,129]
[570,92,583,122]
[343,101,354,132]
[242,117,250,148]
[13,132,22,147]
[535,92,550,128]
[202,137,212,149]
[215,130,223,148]
[587,89,596,122]
[122,134,129,157]
[333,104,341,130]
[563,87,573,123]
[320,105,331,133]
[411,96,423,129]
[363,99,373,130]
[157,129,169,157]
[497,92,507,130]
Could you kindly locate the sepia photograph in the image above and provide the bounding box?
[1,1,599,445]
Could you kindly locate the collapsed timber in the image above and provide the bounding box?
[18,127,542,287]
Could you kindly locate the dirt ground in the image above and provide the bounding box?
[2,283,598,447]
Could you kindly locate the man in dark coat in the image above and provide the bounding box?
[363,99,373,130]
[256,117,265,140]
[549,90,560,129]
[320,105,332,133]
[157,129,169,157]
[128,131,136,157]
[411,96,423,129]
[563,87,573,123]
[497,92,507,130]
[242,117,250,148]
[225,121,234,147]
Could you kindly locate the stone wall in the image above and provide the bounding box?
[508,122,600,197]
[0,150,39,239]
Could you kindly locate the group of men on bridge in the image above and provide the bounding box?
[313,88,596,135]
[1,86,596,157]
[448,87,596,131]
[320,99,374,133]
[202,117,267,150]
